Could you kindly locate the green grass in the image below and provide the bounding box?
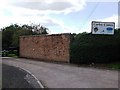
[7,54,18,58]
[107,63,120,70]
[76,63,120,70]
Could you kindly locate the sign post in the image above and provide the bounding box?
[91,21,115,35]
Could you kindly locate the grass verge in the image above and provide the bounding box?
[107,63,120,70]
[7,54,18,58]
[76,62,120,70]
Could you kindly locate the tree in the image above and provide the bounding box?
[31,24,48,34]
[40,26,48,34]
[2,24,17,50]
[2,24,49,51]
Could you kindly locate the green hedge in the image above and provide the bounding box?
[70,30,120,64]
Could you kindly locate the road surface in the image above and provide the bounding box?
[2,64,33,88]
[2,57,119,88]
[2,63,42,88]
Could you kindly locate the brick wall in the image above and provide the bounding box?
[19,34,72,63]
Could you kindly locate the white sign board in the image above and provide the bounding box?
[91,21,115,35]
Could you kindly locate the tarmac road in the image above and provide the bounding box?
[2,63,42,88]
[2,57,119,88]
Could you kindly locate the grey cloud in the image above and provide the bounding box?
[12,2,73,11]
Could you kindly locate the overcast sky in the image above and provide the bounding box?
[0,0,119,34]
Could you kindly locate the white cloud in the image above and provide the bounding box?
[0,0,86,33]
[95,15,118,28]
[85,0,119,2]
[0,0,86,16]
[80,15,118,33]
[10,0,86,15]
[0,0,118,34]
[0,12,76,34]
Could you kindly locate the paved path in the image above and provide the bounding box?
[2,57,119,88]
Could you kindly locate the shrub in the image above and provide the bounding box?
[70,30,120,64]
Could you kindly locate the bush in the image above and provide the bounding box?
[2,50,18,57]
[70,30,120,64]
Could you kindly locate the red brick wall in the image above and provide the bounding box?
[19,34,71,63]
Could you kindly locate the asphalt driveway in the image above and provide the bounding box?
[2,57,119,88]
[2,63,42,88]
[2,64,33,88]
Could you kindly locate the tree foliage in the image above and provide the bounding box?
[2,24,49,50]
